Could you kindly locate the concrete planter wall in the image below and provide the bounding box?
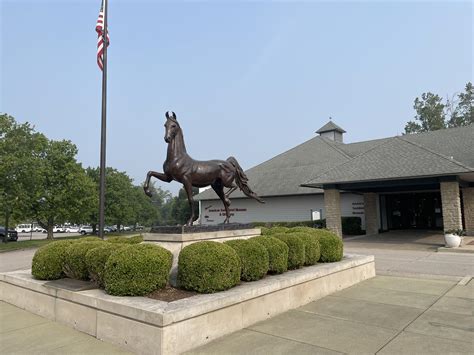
[0,254,375,355]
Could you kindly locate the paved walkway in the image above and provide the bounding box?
[1,231,473,354]
[187,275,473,354]
[344,231,474,280]
[2,275,472,354]
[0,301,131,354]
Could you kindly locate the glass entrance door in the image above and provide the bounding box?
[385,192,442,230]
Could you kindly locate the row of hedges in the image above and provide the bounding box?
[253,217,363,235]
[32,228,343,297]
[177,226,342,294]
[31,235,172,296]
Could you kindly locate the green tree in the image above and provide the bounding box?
[0,114,46,242]
[31,140,97,239]
[165,187,199,226]
[130,185,158,227]
[404,82,473,134]
[86,167,136,231]
[404,92,446,134]
[448,82,474,127]
[137,182,172,226]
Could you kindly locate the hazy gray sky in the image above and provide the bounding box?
[2,0,472,194]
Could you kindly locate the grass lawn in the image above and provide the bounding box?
[0,232,142,253]
[0,236,83,252]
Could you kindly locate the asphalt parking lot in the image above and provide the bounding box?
[16,232,82,241]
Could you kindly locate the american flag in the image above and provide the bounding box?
[96,0,109,70]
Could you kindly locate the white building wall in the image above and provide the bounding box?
[200,193,366,229]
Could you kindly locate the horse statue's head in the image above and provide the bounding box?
[164,111,180,143]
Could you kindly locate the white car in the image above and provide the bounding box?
[65,226,80,233]
[79,226,93,235]
[15,224,33,233]
[53,226,65,233]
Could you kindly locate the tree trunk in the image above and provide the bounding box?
[2,211,10,243]
[46,219,54,240]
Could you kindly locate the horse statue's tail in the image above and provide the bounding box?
[227,156,265,204]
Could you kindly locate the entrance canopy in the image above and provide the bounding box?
[301,125,474,237]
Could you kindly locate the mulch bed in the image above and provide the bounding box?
[148,285,197,302]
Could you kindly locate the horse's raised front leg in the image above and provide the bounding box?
[182,178,195,226]
[144,170,173,197]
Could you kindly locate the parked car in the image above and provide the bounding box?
[106,225,117,232]
[53,226,65,233]
[0,226,18,241]
[32,223,44,232]
[64,226,80,233]
[79,225,93,235]
[93,227,111,235]
[15,224,33,233]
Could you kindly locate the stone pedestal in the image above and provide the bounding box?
[144,224,261,285]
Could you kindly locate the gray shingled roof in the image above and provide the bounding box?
[315,121,346,134]
[196,124,474,200]
[402,124,474,168]
[304,125,474,187]
[195,136,350,200]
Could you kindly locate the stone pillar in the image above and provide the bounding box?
[324,188,342,238]
[440,181,462,231]
[462,187,474,235]
[364,193,378,236]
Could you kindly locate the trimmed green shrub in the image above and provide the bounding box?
[342,217,363,235]
[313,219,327,229]
[106,235,143,244]
[267,226,290,234]
[273,234,305,269]
[104,244,172,296]
[32,240,75,280]
[290,232,320,265]
[260,227,271,236]
[63,241,104,280]
[253,218,361,235]
[85,243,126,287]
[252,221,316,228]
[224,239,269,281]
[314,230,343,262]
[177,241,241,293]
[80,236,103,242]
[251,236,288,274]
[287,226,318,235]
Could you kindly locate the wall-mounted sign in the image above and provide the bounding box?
[352,202,365,216]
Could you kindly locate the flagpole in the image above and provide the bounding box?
[98,0,108,239]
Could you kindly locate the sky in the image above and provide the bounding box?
[1,0,472,195]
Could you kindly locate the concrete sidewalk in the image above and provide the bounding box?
[0,301,131,354]
[1,275,472,354]
[188,275,473,354]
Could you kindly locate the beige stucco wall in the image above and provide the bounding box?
[199,193,365,229]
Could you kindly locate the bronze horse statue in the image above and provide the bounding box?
[144,111,264,226]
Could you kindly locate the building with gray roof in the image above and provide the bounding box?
[196,122,474,236]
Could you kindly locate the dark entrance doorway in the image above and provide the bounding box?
[384,192,443,230]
